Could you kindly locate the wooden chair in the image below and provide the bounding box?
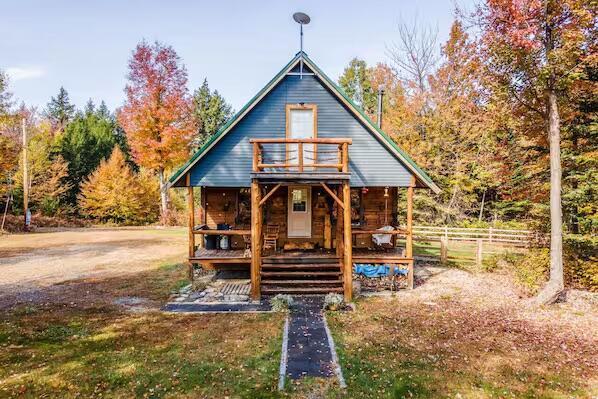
[243,234,252,258]
[263,224,280,251]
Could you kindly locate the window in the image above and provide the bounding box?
[291,188,307,212]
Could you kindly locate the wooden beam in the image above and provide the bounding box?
[320,183,344,209]
[192,229,251,236]
[259,183,281,207]
[298,142,304,172]
[406,176,415,289]
[249,138,352,144]
[351,229,407,235]
[341,143,349,173]
[197,186,205,248]
[253,143,261,172]
[250,179,262,300]
[342,181,353,301]
[187,185,195,281]
[335,185,343,258]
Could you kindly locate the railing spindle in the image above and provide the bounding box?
[298,142,304,172]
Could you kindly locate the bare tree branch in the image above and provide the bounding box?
[386,15,440,93]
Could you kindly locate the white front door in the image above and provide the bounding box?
[287,186,311,238]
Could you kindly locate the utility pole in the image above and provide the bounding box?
[22,118,29,231]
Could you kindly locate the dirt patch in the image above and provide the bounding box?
[0,227,186,299]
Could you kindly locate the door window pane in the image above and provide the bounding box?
[291,188,307,212]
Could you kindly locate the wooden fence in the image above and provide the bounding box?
[410,225,536,247]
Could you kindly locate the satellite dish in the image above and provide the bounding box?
[293,12,310,25]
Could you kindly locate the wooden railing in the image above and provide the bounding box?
[249,138,352,173]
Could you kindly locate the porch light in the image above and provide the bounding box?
[384,187,389,197]
[362,187,368,194]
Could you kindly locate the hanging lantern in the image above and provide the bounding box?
[384,187,389,197]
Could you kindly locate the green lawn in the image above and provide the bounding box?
[0,262,285,398]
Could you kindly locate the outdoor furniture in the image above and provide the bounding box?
[243,234,252,257]
[263,224,280,251]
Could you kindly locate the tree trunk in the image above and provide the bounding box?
[536,90,564,305]
[158,168,169,222]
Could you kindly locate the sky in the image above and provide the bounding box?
[1,0,476,112]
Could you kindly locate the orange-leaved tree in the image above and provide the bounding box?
[118,41,195,221]
[477,0,595,304]
[79,147,159,224]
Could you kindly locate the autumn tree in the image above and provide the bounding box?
[192,79,233,149]
[45,87,76,133]
[477,0,596,303]
[13,121,71,215]
[0,71,17,201]
[118,41,195,220]
[79,147,159,224]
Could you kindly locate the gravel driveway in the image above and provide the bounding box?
[0,227,186,297]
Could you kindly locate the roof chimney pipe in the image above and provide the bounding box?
[377,86,385,128]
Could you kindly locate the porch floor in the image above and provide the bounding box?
[192,247,411,263]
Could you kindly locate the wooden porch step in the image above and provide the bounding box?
[260,271,341,277]
[261,279,342,285]
[261,263,340,269]
[262,257,339,264]
[262,286,344,294]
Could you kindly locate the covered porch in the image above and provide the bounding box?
[183,137,416,302]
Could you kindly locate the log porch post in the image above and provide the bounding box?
[250,179,262,300]
[342,180,353,301]
[335,185,343,257]
[187,181,195,281]
[197,186,206,248]
[406,176,415,289]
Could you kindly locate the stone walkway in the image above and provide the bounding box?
[283,296,342,382]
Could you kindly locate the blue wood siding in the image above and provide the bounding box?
[189,74,413,187]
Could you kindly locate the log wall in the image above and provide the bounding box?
[203,186,396,250]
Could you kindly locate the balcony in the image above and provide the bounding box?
[249,138,352,182]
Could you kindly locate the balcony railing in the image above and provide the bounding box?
[249,138,352,173]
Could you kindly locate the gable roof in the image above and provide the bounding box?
[169,52,440,193]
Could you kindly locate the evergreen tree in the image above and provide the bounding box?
[192,79,233,149]
[338,58,377,117]
[0,69,13,117]
[45,87,76,132]
[57,105,123,204]
[84,99,95,116]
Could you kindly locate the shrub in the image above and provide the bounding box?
[270,294,294,312]
[324,293,345,311]
[564,234,598,291]
[515,248,550,295]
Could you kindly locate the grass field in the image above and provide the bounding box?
[1,228,595,398]
[0,261,285,398]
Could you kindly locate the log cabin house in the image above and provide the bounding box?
[169,52,440,301]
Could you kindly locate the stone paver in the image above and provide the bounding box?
[286,296,334,379]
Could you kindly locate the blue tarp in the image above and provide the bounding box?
[353,264,408,278]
